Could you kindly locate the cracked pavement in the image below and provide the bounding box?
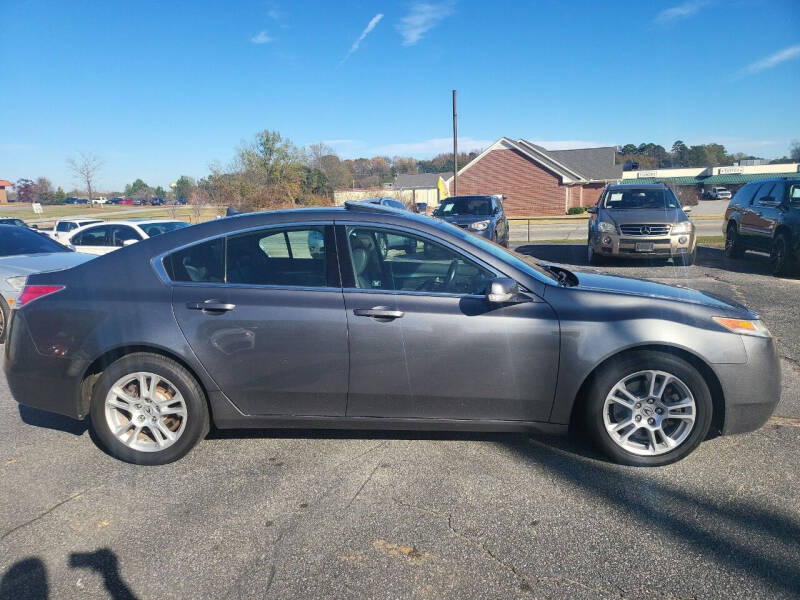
[1,243,799,599]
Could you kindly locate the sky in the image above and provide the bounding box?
[1,0,799,191]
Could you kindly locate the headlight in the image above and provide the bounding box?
[469,220,490,231]
[671,221,693,234]
[6,276,27,291]
[712,317,772,338]
[597,220,616,233]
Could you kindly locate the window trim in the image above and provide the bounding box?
[334,221,502,298]
[152,221,340,290]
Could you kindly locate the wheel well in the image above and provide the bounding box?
[774,225,792,242]
[79,345,210,418]
[568,345,725,438]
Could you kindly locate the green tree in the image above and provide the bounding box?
[671,140,689,167]
[35,177,55,204]
[173,176,196,202]
[54,187,66,204]
[124,178,151,197]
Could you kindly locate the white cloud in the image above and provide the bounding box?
[268,8,281,20]
[250,30,273,44]
[654,1,709,25]
[736,44,800,77]
[397,2,455,46]
[339,13,384,65]
[369,136,494,157]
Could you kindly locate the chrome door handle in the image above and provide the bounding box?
[353,307,404,319]
[186,301,236,312]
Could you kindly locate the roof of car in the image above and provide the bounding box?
[77,219,187,226]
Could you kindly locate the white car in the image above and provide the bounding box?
[66,219,191,255]
[49,218,104,243]
[708,187,732,200]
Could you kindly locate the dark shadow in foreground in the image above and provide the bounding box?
[0,549,138,600]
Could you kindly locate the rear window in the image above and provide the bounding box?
[139,222,190,237]
[0,227,71,256]
[163,238,224,283]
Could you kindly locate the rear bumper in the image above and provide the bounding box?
[715,335,781,435]
[4,311,87,420]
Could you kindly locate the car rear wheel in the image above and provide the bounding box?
[89,353,209,465]
[0,295,9,344]
[724,223,744,259]
[770,233,795,277]
[584,351,712,466]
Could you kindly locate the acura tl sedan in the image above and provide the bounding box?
[4,203,780,466]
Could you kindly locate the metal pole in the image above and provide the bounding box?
[452,90,458,196]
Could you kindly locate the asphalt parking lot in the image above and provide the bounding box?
[1,243,799,599]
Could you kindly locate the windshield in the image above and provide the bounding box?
[602,189,680,210]
[440,220,558,283]
[0,227,71,257]
[439,196,492,216]
[139,222,190,237]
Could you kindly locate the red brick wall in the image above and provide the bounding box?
[581,183,604,208]
[452,148,567,216]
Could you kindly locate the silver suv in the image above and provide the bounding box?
[587,184,696,265]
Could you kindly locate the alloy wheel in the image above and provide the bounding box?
[602,369,696,456]
[104,372,188,452]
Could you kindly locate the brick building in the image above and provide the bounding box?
[448,138,622,216]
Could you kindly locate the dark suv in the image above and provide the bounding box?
[433,195,509,246]
[723,177,800,276]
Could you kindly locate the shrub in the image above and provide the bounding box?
[567,206,586,215]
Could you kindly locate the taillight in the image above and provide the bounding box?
[18,285,65,307]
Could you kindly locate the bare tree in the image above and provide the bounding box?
[67,153,103,201]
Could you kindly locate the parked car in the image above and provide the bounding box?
[66,219,191,255]
[723,177,800,276]
[150,197,165,206]
[107,197,125,205]
[64,197,88,205]
[49,218,104,243]
[0,225,94,343]
[0,218,29,227]
[707,187,732,200]
[587,184,696,265]
[432,194,509,246]
[4,202,779,466]
[90,197,108,205]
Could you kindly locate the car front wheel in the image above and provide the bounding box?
[584,351,712,466]
[89,353,209,465]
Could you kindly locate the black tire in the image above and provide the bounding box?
[0,295,9,344]
[587,241,605,266]
[770,233,795,277]
[583,350,713,467]
[675,248,696,266]
[724,223,744,259]
[89,352,209,465]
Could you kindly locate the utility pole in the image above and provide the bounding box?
[452,89,458,196]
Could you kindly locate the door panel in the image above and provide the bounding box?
[172,286,349,416]
[344,291,560,421]
[338,224,560,422]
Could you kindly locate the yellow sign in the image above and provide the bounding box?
[437,177,449,199]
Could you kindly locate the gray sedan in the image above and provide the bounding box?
[0,225,95,342]
[4,203,780,466]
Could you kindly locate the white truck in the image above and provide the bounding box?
[706,186,732,200]
[48,218,104,243]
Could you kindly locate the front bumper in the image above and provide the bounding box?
[590,230,696,258]
[714,334,781,435]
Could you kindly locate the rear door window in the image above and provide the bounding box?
[789,183,800,207]
[226,226,331,287]
[72,225,111,246]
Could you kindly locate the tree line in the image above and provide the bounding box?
[616,140,800,170]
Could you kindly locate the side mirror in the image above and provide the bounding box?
[682,206,692,214]
[29,224,39,229]
[121,239,138,247]
[586,206,597,214]
[493,206,500,215]
[486,277,525,303]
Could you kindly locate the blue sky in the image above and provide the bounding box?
[1,0,799,190]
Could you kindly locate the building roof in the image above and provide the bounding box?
[456,137,621,185]
[393,172,449,189]
[621,172,800,186]
[534,145,623,181]
[0,180,11,187]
